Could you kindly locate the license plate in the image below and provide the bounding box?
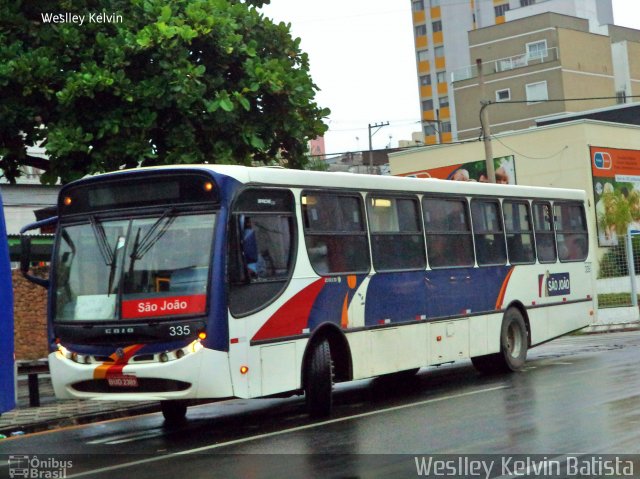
[107,375,139,388]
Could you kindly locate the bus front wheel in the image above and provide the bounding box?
[161,399,188,423]
[305,339,334,418]
[472,308,528,374]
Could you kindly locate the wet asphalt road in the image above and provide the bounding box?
[2,331,640,478]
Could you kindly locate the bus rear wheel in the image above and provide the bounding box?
[472,308,528,374]
[305,339,334,418]
[161,399,188,423]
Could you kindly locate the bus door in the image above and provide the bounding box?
[227,188,296,396]
[0,190,15,415]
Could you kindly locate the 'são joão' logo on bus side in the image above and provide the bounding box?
[538,272,571,297]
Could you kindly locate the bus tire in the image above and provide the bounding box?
[161,399,188,423]
[472,308,528,374]
[305,339,334,418]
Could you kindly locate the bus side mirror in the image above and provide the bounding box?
[19,236,50,288]
[20,236,31,275]
[19,217,57,289]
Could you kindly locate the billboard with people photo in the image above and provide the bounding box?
[399,155,516,185]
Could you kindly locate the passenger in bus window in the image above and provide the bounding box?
[242,217,259,276]
[563,235,586,261]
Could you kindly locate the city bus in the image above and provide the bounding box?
[0,189,16,416]
[20,165,595,422]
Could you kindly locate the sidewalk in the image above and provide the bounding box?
[0,373,160,437]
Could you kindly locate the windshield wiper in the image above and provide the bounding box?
[129,208,176,260]
[89,216,114,266]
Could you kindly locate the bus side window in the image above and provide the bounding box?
[367,196,425,272]
[471,199,506,266]
[555,202,588,261]
[533,202,557,263]
[423,197,474,268]
[503,200,535,264]
[302,192,370,275]
[228,189,296,317]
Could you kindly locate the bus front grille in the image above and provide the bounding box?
[71,378,191,393]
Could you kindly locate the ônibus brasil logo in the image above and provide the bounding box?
[8,455,73,478]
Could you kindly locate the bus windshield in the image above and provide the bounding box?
[55,212,216,322]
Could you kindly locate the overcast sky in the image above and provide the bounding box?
[261,0,640,156]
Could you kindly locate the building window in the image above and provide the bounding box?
[434,46,445,58]
[526,81,548,104]
[432,20,442,33]
[430,0,440,6]
[424,124,437,136]
[412,0,424,12]
[520,0,535,6]
[423,197,474,268]
[417,49,429,62]
[526,40,547,61]
[436,71,447,83]
[367,196,426,271]
[420,75,432,86]
[422,99,434,111]
[414,25,427,37]
[495,88,511,102]
[440,121,451,133]
[494,3,510,17]
[438,96,449,108]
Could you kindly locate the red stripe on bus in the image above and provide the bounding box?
[252,279,326,341]
[495,266,515,310]
[94,344,145,379]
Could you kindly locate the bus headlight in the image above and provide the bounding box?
[57,344,72,360]
[191,340,204,353]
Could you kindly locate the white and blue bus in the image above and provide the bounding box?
[20,165,595,421]
[0,190,15,416]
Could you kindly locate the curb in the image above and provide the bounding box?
[0,403,161,437]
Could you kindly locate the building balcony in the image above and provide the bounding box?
[451,47,558,82]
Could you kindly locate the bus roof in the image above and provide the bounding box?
[76,164,587,202]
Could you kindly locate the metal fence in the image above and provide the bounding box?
[597,232,639,309]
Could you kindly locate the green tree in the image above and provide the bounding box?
[0,0,329,184]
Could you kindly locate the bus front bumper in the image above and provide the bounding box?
[48,347,234,401]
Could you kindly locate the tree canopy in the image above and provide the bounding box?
[0,0,329,184]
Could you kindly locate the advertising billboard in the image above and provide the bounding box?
[398,155,517,185]
[590,146,640,246]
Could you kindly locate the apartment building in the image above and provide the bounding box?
[410,0,613,144]
[453,13,640,140]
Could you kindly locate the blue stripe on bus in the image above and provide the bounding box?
[364,267,512,325]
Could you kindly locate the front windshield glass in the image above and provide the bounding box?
[55,213,215,322]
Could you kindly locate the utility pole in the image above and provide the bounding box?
[477,59,496,183]
[368,121,390,174]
